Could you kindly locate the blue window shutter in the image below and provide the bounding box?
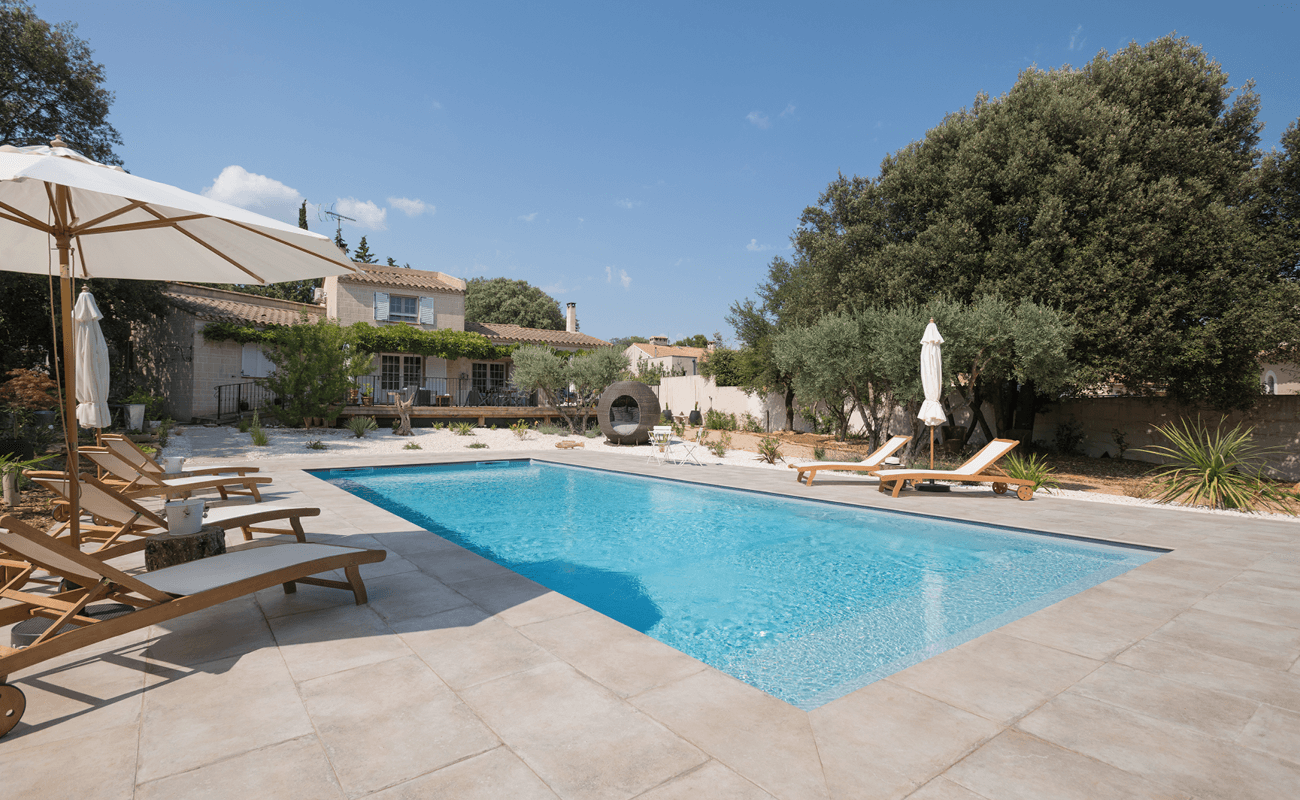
[418,296,436,325]
[374,292,389,321]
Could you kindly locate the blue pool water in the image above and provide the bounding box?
[317,460,1160,709]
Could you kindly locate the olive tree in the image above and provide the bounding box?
[510,345,629,432]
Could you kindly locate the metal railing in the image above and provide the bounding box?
[350,376,538,408]
[213,381,282,420]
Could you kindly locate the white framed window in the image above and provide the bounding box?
[240,343,275,378]
[1264,371,1277,395]
[388,295,418,323]
[472,362,506,393]
[380,355,423,391]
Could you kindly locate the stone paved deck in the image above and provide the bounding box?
[2,449,1298,799]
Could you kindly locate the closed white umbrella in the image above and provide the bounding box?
[73,290,110,429]
[917,319,946,485]
[0,137,355,547]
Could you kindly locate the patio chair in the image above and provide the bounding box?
[869,438,1035,500]
[669,427,706,466]
[789,435,912,487]
[26,471,319,560]
[647,425,672,465]
[98,433,260,479]
[0,513,385,738]
[464,388,485,407]
[79,447,271,502]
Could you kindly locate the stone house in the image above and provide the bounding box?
[624,337,711,378]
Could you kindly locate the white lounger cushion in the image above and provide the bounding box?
[137,543,361,595]
[201,503,311,527]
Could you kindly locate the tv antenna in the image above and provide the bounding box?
[317,204,355,238]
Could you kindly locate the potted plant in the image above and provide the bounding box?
[688,402,702,427]
[361,386,374,406]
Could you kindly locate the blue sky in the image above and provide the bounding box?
[34,1,1300,343]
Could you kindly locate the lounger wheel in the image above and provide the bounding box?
[51,500,70,523]
[1016,485,1034,501]
[992,482,1008,495]
[0,684,26,738]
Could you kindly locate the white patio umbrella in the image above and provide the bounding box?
[0,137,355,546]
[917,319,947,490]
[73,290,110,429]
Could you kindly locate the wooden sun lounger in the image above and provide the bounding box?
[788,435,912,486]
[27,472,319,561]
[80,447,271,502]
[98,434,260,478]
[0,514,385,738]
[870,438,1036,500]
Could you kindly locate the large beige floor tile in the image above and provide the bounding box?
[904,776,990,799]
[0,721,138,799]
[1193,589,1300,629]
[393,604,558,690]
[301,655,499,798]
[137,647,313,783]
[367,746,559,800]
[1115,638,1300,712]
[943,729,1189,800]
[135,735,344,800]
[811,680,1000,800]
[1076,573,1208,621]
[637,760,777,799]
[1017,691,1300,799]
[454,569,589,626]
[142,595,274,668]
[362,568,475,624]
[888,630,1100,724]
[405,544,517,585]
[632,668,828,800]
[1147,609,1300,670]
[461,661,706,800]
[1239,704,1300,764]
[267,602,412,682]
[520,609,707,697]
[1070,662,1259,739]
[997,593,1165,660]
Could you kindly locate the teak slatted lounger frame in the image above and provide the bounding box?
[788,435,912,487]
[98,433,261,479]
[0,514,385,737]
[870,438,1036,500]
[26,471,319,561]
[79,447,271,502]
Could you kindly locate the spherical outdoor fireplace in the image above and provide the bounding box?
[596,381,660,445]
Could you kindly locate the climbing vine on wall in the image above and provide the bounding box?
[202,320,515,361]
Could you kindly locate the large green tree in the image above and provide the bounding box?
[465,277,565,330]
[509,345,629,432]
[755,35,1297,409]
[0,0,121,163]
[257,316,372,427]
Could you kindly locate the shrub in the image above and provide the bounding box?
[1138,418,1296,514]
[704,408,737,431]
[1055,417,1084,455]
[1111,428,1129,460]
[250,427,270,446]
[511,420,531,439]
[741,412,763,434]
[156,419,174,449]
[537,423,563,436]
[403,442,422,450]
[1001,452,1059,495]
[467,442,489,449]
[347,416,378,438]
[755,436,784,464]
[453,422,474,436]
[306,439,327,450]
[585,427,600,438]
[813,445,826,461]
[709,431,731,458]
[237,418,251,433]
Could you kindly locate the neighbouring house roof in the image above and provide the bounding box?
[338,262,466,294]
[628,342,710,360]
[466,321,610,349]
[163,283,322,327]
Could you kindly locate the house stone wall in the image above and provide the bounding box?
[134,308,245,422]
[328,279,465,331]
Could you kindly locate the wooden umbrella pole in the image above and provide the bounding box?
[929,425,935,470]
[54,199,80,549]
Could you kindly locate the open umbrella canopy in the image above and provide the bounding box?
[0,141,353,282]
[73,290,110,429]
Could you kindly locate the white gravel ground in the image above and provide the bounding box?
[166,424,1299,523]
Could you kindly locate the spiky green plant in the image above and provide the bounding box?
[346,416,378,439]
[250,427,270,446]
[305,439,327,450]
[453,422,474,436]
[403,442,422,450]
[709,431,732,458]
[1001,452,1059,495]
[755,436,784,464]
[511,420,530,439]
[1138,419,1296,514]
[467,442,489,449]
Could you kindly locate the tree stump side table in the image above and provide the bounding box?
[145,524,227,571]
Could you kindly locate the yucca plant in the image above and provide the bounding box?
[1001,452,1060,495]
[453,422,474,436]
[346,416,378,439]
[755,436,784,464]
[1138,419,1295,515]
[403,442,422,450]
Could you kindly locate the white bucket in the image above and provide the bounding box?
[162,456,185,474]
[126,403,146,432]
[164,498,206,536]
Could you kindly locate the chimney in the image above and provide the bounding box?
[566,302,577,333]
[649,336,668,347]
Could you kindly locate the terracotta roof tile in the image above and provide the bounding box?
[164,288,321,327]
[338,263,465,293]
[630,342,709,359]
[466,321,610,348]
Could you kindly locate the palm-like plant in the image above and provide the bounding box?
[1139,419,1295,515]
[346,416,378,439]
[1001,452,1060,495]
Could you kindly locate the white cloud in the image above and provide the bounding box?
[431,100,443,110]
[746,111,770,129]
[780,103,796,118]
[605,265,613,282]
[1068,24,1084,51]
[335,197,388,231]
[518,211,538,222]
[746,239,771,252]
[619,269,631,290]
[201,165,303,223]
[614,198,641,209]
[388,197,434,217]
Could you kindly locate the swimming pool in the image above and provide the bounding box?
[317,460,1161,709]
